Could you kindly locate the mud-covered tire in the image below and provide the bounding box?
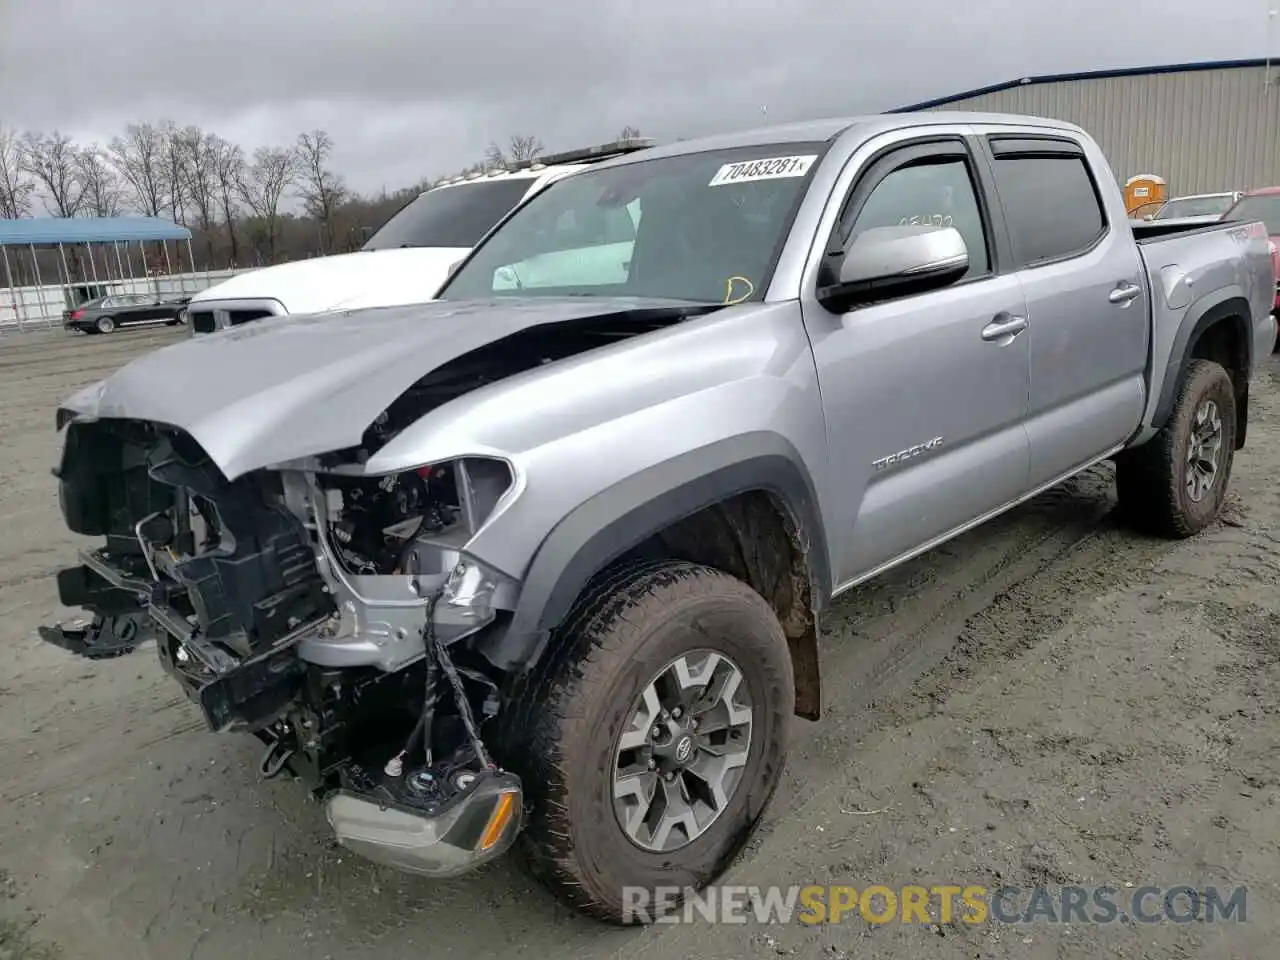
[1115,358,1236,538]
[503,560,793,924]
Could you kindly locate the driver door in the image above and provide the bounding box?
[801,135,1032,585]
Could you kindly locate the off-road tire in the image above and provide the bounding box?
[96,315,116,333]
[1115,358,1236,538]
[503,559,793,924]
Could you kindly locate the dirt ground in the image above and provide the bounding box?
[1,326,1278,960]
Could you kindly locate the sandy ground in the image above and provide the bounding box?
[1,326,1278,960]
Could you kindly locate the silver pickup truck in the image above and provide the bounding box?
[40,112,1276,925]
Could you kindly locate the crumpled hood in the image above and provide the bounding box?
[188,247,469,315]
[60,297,696,480]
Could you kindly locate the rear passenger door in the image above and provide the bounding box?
[976,133,1149,490]
[801,134,1032,585]
[117,295,148,325]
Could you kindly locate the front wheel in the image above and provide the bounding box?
[505,560,794,924]
[1115,358,1236,538]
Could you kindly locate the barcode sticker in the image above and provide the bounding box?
[708,155,817,187]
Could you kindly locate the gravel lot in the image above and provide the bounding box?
[1,326,1278,960]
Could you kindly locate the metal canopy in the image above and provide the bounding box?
[0,216,191,246]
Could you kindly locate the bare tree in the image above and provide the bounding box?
[158,120,189,225]
[211,136,245,266]
[175,126,219,260]
[238,145,298,261]
[76,146,124,217]
[507,134,544,163]
[19,130,84,217]
[109,122,168,216]
[0,125,34,218]
[484,141,508,171]
[296,129,348,254]
[483,134,544,171]
[618,125,643,140]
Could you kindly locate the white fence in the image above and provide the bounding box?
[0,268,246,332]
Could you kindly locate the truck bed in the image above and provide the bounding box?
[1131,215,1275,443]
[1130,218,1241,243]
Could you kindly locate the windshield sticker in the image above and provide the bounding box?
[709,155,817,187]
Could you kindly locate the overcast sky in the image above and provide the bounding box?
[1,0,1275,195]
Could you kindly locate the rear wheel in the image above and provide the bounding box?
[96,315,116,333]
[505,560,793,924]
[1115,358,1236,538]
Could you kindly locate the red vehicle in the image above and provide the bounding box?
[1223,188,1280,347]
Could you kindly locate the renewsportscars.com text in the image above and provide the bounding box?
[621,883,1248,925]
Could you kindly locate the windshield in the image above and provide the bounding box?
[439,143,828,304]
[362,178,535,250]
[1155,195,1235,219]
[1223,195,1280,235]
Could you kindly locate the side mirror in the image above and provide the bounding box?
[818,224,968,311]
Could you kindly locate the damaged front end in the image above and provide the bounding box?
[41,413,524,878]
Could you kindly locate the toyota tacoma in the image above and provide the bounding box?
[40,112,1277,924]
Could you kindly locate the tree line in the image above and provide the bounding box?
[0,121,644,279]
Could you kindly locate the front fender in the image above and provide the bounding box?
[480,433,829,672]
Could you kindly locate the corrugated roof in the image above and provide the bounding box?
[0,216,191,246]
[891,58,1273,112]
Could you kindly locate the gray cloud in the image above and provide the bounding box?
[0,0,1271,193]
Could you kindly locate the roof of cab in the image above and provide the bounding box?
[584,111,1085,170]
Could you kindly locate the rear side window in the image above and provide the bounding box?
[989,154,1106,266]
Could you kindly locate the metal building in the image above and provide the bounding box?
[893,58,1280,197]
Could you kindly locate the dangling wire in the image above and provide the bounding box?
[387,591,494,777]
[429,610,494,770]
[386,592,442,777]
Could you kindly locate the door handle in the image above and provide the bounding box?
[1108,282,1142,304]
[981,315,1028,343]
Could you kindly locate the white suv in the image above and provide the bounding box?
[184,138,655,335]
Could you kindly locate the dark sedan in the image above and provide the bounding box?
[63,293,191,334]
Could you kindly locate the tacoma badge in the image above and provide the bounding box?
[872,436,944,472]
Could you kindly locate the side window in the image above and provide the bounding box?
[988,154,1105,265]
[846,158,991,279]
